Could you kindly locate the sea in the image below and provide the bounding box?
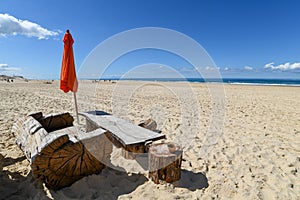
[101,78,300,87]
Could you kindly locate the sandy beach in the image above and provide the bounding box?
[0,80,299,199]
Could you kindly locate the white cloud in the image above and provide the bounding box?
[264,62,300,71]
[224,67,230,71]
[0,63,20,71]
[0,63,8,68]
[205,66,220,71]
[0,13,59,39]
[244,66,253,70]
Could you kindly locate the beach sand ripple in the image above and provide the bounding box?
[0,81,299,199]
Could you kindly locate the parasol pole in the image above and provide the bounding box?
[73,92,79,123]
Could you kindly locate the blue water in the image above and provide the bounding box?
[100,78,300,86]
[189,78,300,86]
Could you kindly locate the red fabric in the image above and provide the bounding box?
[60,31,78,93]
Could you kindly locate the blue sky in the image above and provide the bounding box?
[0,0,300,79]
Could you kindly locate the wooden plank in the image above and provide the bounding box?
[80,111,165,146]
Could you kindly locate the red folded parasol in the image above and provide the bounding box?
[60,30,78,93]
[60,30,79,121]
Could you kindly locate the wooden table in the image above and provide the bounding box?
[80,111,166,159]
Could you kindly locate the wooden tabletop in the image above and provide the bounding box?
[80,111,165,146]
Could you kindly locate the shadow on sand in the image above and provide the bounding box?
[0,154,51,200]
[173,169,209,191]
[50,167,147,200]
[1,154,146,200]
[1,154,208,199]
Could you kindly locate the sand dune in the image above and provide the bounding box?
[0,80,299,199]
